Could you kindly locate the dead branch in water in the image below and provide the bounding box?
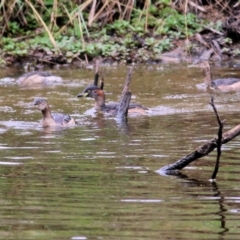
[116,67,132,119]
[209,96,225,180]
[160,98,240,173]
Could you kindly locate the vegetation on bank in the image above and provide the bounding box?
[0,0,233,67]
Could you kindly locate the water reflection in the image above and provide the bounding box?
[160,171,231,238]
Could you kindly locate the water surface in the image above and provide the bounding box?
[0,64,240,239]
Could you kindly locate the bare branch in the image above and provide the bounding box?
[116,67,133,119]
[159,100,240,173]
[209,96,224,180]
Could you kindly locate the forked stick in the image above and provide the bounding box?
[160,98,240,173]
[209,96,225,180]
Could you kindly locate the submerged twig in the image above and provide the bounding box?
[209,96,225,180]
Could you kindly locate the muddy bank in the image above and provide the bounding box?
[5,27,240,69]
[3,1,240,68]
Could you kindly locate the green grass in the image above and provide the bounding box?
[0,0,216,66]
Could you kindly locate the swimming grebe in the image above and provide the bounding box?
[34,98,75,127]
[191,60,240,91]
[17,71,62,86]
[77,85,148,115]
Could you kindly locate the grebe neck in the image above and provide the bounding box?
[203,66,213,88]
[42,107,53,120]
[94,93,106,111]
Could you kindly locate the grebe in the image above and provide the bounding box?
[34,98,75,127]
[17,71,62,86]
[191,60,240,91]
[77,85,148,115]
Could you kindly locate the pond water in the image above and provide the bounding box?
[0,63,240,240]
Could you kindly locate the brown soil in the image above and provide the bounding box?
[5,1,240,68]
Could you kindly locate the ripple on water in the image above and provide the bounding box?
[0,161,23,165]
[0,121,38,129]
[0,106,15,112]
[0,65,240,239]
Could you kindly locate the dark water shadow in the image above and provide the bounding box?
[155,169,229,238]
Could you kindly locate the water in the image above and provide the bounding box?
[0,64,240,239]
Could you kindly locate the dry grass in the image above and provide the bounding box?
[0,0,235,51]
[0,0,235,32]
[0,1,156,34]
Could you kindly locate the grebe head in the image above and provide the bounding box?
[189,60,210,69]
[34,98,49,111]
[195,60,210,70]
[77,85,103,99]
